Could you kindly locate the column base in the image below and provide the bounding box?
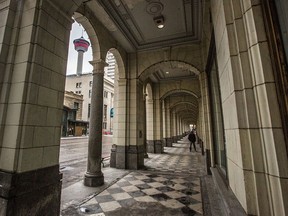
[84,172,104,187]
[147,140,163,153]
[166,137,173,147]
[110,144,117,167]
[110,145,144,169]
[162,138,167,147]
[206,149,212,175]
[147,140,155,153]
[0,165,62,216]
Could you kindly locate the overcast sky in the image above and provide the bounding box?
[66,22,93,75]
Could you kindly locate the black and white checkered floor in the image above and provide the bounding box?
[78,139,205,216]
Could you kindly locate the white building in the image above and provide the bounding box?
[65,73,114,133]
[104,51,116,80]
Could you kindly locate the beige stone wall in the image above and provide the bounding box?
[0,0,71,172]
[211,0,288,215]
[153,85,162,140]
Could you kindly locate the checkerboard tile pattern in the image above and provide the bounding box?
[145,142,205,176]
[79,172,202,215]
[77,138,205,215]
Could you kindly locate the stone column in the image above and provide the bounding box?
[180,118,184,137]
[146,98,155,152]
[171,110,177,143]
[143,94,149,158]
[154,96,163,153]
[165,100,172,147]
[178,118,181,133]
[175,113,179,142]
[84,59,107,187]
[162,100,167,146]
[177,115,180,139]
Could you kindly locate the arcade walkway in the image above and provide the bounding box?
[60,137,223,216]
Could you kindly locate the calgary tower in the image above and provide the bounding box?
[73,36,90,76]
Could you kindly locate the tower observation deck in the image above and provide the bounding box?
[73,36,90,76]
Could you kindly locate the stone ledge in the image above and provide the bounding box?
[201,175,224,216]
[210,167,247,216]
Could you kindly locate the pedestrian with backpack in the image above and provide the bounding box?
[188,130,197,152]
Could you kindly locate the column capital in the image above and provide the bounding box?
[89,59,108,74]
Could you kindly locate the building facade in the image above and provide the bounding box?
[104,51,116,80]
[62,91,88,137]
[63,91,83,121]
[0,1,288,215]
[65,73,114,134]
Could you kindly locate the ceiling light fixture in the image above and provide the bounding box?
[165,71,169,74]
[153,15,165,29]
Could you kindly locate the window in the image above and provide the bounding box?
[89,90,92,98]
[74,102,79,109]
[89,81,92,87]
[104,91,108,98]
[76,82,82,88]
[88,104,91,118]
[68,111,76,121]
[103,122,107,130]
[208,34,227,176]
[103,104,107,121]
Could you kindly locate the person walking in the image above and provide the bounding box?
[188,130,197,152]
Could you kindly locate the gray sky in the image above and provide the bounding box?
[66,22,93,75]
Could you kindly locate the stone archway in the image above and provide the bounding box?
[138,59,202,153]
[161,90,200,145]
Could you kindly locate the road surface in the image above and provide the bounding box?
[59,135,113,189]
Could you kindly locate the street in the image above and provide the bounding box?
[59,135,113,189]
